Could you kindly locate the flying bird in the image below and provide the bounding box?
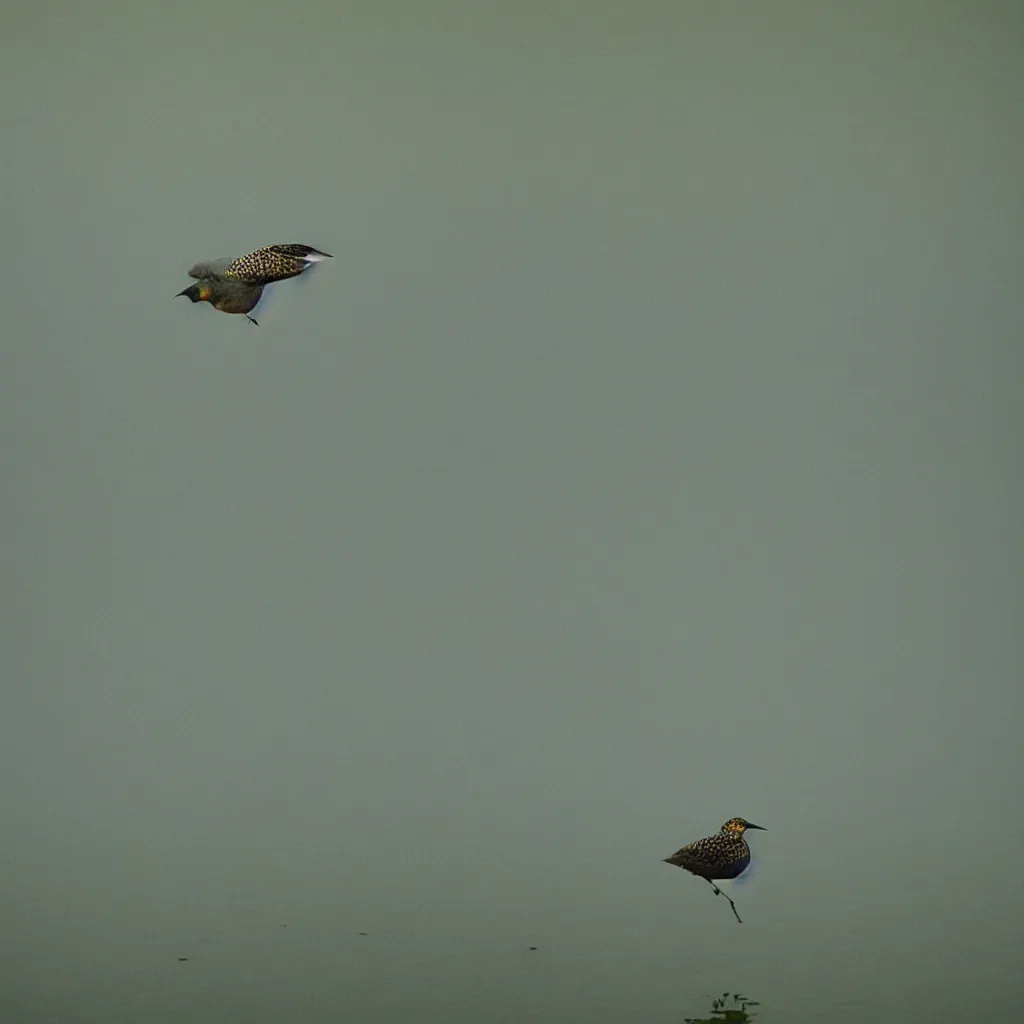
[177,243,332,325]
[663,817,766,923]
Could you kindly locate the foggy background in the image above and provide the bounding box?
[3,2,1022,1021]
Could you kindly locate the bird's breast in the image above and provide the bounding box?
[212,284,263,314]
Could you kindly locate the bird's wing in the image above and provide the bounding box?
[187,257,234,279]
[665,839,722,870]
[222,244,332,285]
[266,244,332,260]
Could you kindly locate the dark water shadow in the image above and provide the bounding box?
[682,991,760,1023]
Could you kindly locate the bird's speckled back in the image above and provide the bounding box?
[224,244,331,284]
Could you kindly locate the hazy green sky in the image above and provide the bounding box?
[3,2,1022,1021]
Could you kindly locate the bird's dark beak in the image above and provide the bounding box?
[177,284,201,302]
[745,822,766,831]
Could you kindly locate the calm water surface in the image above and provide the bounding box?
[4,2,1022,1021]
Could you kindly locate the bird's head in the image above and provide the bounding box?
[176,283,210,304]
[721,817,765,835]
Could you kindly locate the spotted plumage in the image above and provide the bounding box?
[663,817,765,923]
[177,243,332,325]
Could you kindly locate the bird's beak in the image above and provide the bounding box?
[745,822,766,831]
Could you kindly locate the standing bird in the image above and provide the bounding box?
[663,817,766,923]
[176,244,332,325]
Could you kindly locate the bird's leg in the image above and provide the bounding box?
[705,878,743,924]
[246,315,259,326]
[723,894,743,925]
